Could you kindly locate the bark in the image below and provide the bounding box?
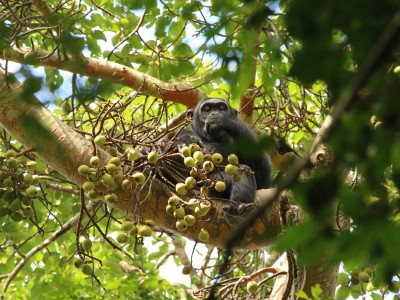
[0,48,206,108]
[303,261,339,298]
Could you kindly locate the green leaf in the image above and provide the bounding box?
[336,285,352,300]
[296,290,310,299]
[155,16,169,38]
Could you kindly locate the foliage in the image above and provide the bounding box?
[0,0,399,299]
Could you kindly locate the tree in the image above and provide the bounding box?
[0,0,399,299]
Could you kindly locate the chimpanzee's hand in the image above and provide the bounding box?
[223,203,254,226]
[177,133,204,151]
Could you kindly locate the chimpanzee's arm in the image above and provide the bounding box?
[214,117,257,141]
[220,118,271,189]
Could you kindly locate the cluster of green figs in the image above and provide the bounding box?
[0,150,39,222]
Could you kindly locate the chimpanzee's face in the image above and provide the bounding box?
[188,98,236,141]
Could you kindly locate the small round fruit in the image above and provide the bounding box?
[227,154,239,164]
[225,164,238,175]
[3,177,13,188]
[187,198,199,210]
[7,157,18,169]
[174,207,185,219]
[212,153,223,164]
[105,163,117,174]
[104,193,117,203]
[132,172,146,184]
[102,173,116,189]
[182,266,191,275]
[166,204,175,215]
[144,219,156,229]
[116,233,128,243]
[88,190,99,199]
[121,179,131,190]
[185,176,197,189]
[168,195,181,206]
[190,167,198,177]
[358,272,370,283]
[125,148,138,161]
[204,154,212,161]
[128,226,138,236]
[10,212,24,222]
[175,183,188,195]
[215,181,226,192]
[109,157,121,167]
[94,135,106,146]
[78,165,91,175]
[81,238,92,251]
[107,147,118,156]
[121,221,135,232]
[24,173,33,185]
[74,258,85,268]
[180,146,191,157]
[81,264,93,275]
[350,275,360,285]
[189,143,200,153]
[193,151,204,164]
[25,186,37,198]
[138,225,152,237]
[176,219,188,231]
[3,190,16,202]
[147,151,158,163]
[2,48,13,59]
[113,172,124,183]
[195,202,211,217]
[363,267,373,276]
[90,156,100,167]
[10,198,22,211]
[5,150,16,158]
[184,157,196,168]
[247,281,258,295]
[198,228,209,241]
[87,171,97,182]
[61,102,71,114]
[23,206,34,218]
[26,161,37,171]
[184,215,196,226]
[203,161,214,172]
[21,196,32,206]
[82,181,95,192]
[32,175,40,185]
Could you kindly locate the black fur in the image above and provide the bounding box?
[184,98,271,204]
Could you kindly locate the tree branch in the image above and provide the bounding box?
[0,48,206,107]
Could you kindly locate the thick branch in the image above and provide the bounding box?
[0,48,206,107]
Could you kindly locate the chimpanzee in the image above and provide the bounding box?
[179,98,271,219]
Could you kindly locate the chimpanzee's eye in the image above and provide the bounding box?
[202,104,211,112]
[217,103,228,111]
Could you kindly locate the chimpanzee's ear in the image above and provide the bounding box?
[186,109,194,119]
[233,109,238,117]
